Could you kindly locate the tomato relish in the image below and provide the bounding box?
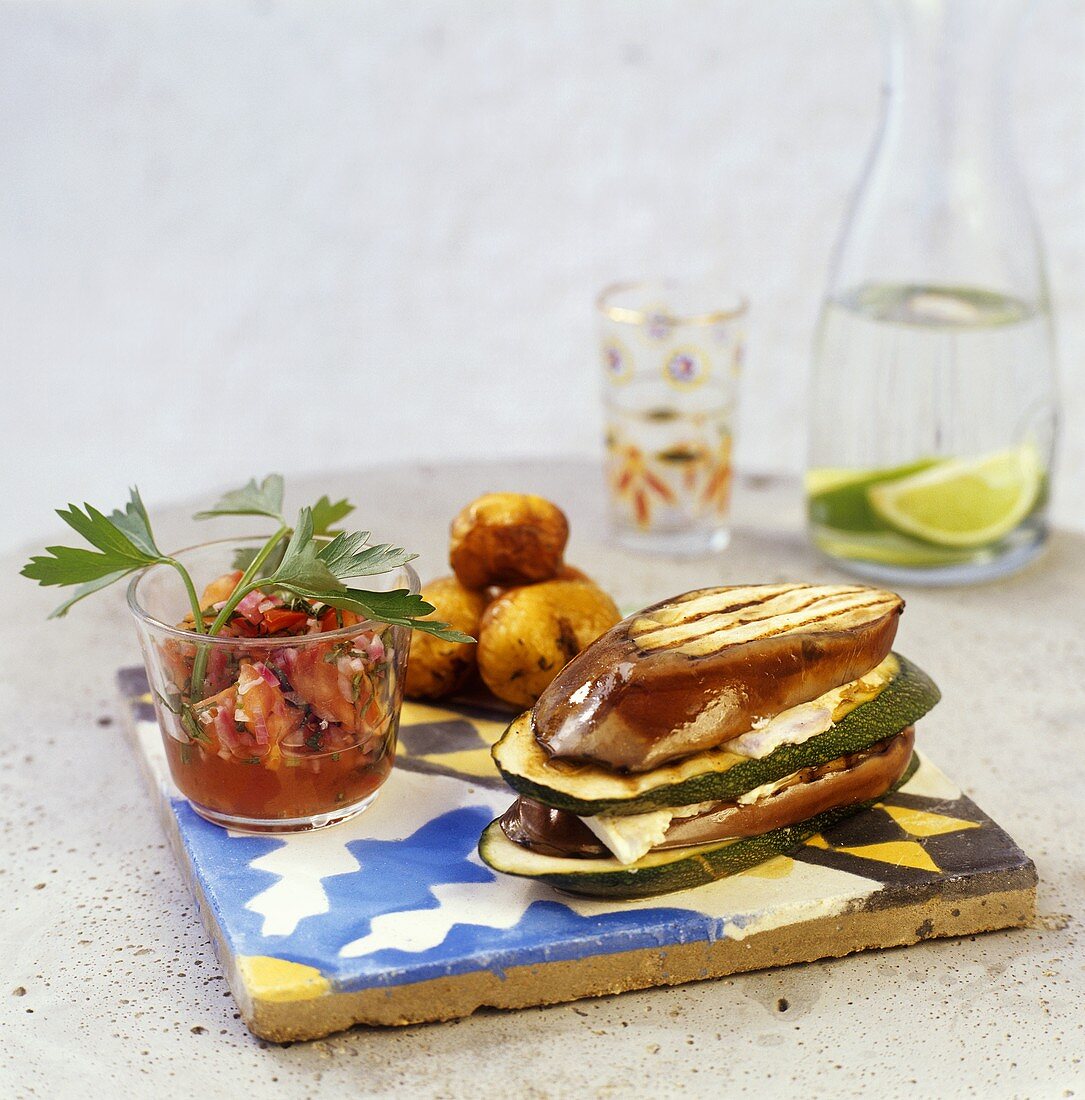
[152,571,403,825]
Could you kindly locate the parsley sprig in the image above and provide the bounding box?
[22,475,472,697]
[21,488,207,624]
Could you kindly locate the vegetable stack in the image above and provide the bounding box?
[481,583,941,899]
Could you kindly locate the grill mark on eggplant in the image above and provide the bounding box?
[644,583,813,623]
[653,588,842,629]
[665,602,896,657]
[633,585,877,642]
[726,597,896,638]
[666,583,869,614]
[641,585,800,628]
[634,590,896,654]
[640,592,789,632]
[660,597,887,639]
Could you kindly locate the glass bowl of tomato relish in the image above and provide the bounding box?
[127,538,416,833]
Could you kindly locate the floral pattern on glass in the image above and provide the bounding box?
[663,346,709,389]
[601,340,632,385]
[606,427,733,530]
[597,280,744,552]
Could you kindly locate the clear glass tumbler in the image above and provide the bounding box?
[128,538,414,833]
[807,0,1059,585]
[597,280,746,556]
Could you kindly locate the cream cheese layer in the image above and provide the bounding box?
[721,654,897,759]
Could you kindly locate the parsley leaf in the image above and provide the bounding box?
[109,487,159,557]
[20,497,165,617]
[318,587,475,643]
[310,495,355,536]
[22,505,158,585]
[54,502,156,562]
[266,508,345,592]
[23,542,142,587]
[318,531,417,580]
[44,569,139,619]
[194,475,285,522]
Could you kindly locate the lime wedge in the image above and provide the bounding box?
[806,459,939,533]
[868,446,1043,548]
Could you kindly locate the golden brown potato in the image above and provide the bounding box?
[449,493,569,589]
[483,563,592,605]
[477,579,621,709]
[553,563,591,584]
[404,577,488,700]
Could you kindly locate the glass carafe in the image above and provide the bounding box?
[806,0,1058,585]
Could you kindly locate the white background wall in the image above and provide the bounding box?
[2,0,1082,552]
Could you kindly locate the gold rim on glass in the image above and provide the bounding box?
[596,280,749,327]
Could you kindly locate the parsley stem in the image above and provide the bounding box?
[188,525,290,699]
[164,558,206,636]
[208,524,290,631]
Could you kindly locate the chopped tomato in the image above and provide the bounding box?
[224,617,259,638]
[287,645,359,729]
[262,609,309,634]
[360,695,384,735]
[201,570,243,608]
[319,608,363,633]
[235,661,304,754]
[160,638,195,691]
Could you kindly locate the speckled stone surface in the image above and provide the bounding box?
[3,460,1083,1098]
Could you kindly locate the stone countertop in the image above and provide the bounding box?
[3,460,1082,1098]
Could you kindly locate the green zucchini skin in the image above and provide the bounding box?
[492,654,939,816]
[479,755,920,899]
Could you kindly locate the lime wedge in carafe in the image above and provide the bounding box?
[806,459,940,535]
[807,445,1046,568]
[867,445,1043,549]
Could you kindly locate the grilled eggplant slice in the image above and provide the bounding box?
[533,583,903,772]
[495,653,938,816]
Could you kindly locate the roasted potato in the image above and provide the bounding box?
[404,576,488,700]
[449,493,569,589]
[553,563,591,584]
[484,562,592,604]
[477,579,621,708]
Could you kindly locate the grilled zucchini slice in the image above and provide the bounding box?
[478,754,919,899]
